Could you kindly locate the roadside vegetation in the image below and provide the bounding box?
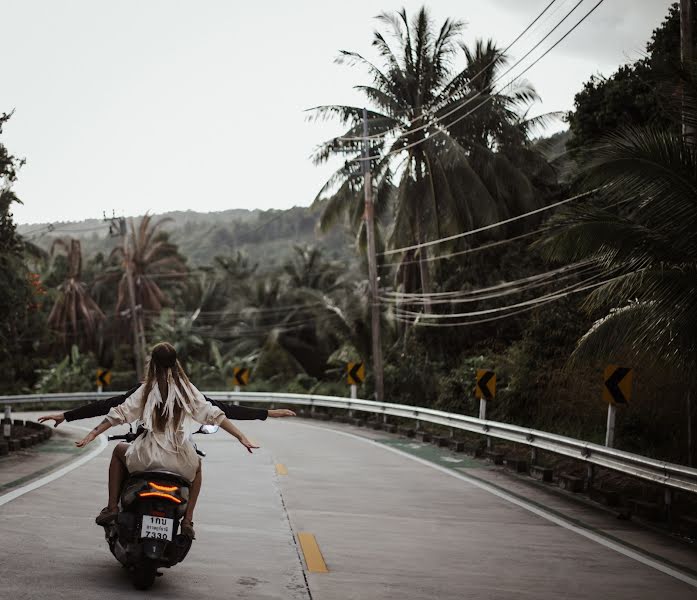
[1,3,695,464]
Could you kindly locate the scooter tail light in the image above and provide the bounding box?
[138,491,183,504]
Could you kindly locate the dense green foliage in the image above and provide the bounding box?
[3,4,696,465]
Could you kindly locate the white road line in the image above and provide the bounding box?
[298,422,697,590]
[0,425,108,508]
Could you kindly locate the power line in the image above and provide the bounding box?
[381,261,591,299]
[379,228,545,269]
[380,187,600,256]
[381,264,596,305]
[394,275,611,320]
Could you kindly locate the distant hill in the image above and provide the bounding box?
[19,204,354,272]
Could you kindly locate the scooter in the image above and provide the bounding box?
[102,424,218,590]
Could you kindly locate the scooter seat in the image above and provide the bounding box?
[128,471,192,488]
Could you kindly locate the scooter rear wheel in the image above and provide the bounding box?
[132,562,158,590]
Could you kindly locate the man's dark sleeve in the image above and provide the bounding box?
[204,396,268,420]
[64,385,141,422]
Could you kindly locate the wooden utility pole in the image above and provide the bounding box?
[362,108,385,402]
[107,215,146,380]
[681,0,695,139]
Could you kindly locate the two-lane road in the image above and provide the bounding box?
[1,415,695,599]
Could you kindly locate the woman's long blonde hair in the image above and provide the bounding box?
[141,342,194,432]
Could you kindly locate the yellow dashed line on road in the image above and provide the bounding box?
[297,532,328,573]
[275,463,288,475]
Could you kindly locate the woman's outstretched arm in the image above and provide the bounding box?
[75,418,113,448]
[219,419,260,453]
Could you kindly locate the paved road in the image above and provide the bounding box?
[1,415,696,599]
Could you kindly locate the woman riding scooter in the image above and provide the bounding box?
[74,342,257,539]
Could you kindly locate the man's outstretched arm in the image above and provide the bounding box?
[205,397,295,420]
[38,386,141,427]
[39,385,294,427]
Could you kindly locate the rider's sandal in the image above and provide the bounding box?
[180,519,195,540]
[95,506,118,526]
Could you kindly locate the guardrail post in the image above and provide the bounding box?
[530,447,538,466]
[2,406,11,440]
[586,464,595,490]
[605,404,616,447]
[663,488,673,523]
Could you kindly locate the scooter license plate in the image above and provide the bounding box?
[141,515,174,540]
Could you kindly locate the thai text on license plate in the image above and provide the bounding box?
[141,515,174,540]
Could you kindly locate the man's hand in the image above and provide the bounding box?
[268,409,296,418]
[38,413,66,428]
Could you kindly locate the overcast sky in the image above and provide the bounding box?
[2,0,675,225]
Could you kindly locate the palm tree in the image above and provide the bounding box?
[47,238,104,348]
[106,214,188,319]
[539,122,697,369]
[283,245,342,293]
[310,7,551,304]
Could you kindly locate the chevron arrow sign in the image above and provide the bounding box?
[347,362,365,385]
[233,367,250,387]
[475,369,496,400]
[603,365,633,405]
[96,369,112,388]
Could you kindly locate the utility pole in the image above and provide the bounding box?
[681,0,695,139]
[105,213,146,379]
[362,108,385,402]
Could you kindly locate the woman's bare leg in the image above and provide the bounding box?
[183,463,202,523]
[107,443,129,510]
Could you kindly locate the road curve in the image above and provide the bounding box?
[1,415,695,599]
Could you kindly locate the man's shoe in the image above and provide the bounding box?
[95,506,118,526]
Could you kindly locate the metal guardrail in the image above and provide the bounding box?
[3,390,697,495]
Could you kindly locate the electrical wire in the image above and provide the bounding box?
[380,260,591,299]
[393,274,612,320]
[380,187,600,256]
[381,265,597,306]
[379,228,545,269]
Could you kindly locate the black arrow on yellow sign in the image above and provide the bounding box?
[347,362,365,385]
[476,369,496,400]
[603,366,632,405]
[96,369,111,388]
[233,367,250,386]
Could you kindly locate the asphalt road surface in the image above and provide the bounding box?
[1,414,696,599]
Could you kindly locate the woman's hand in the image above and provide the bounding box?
[239,436,260,454]
[268,409,296,418]
[38,413,65,428]
[75,432,97,448]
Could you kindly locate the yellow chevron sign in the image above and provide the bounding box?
[233,367,250,386]
[347,362,365,385]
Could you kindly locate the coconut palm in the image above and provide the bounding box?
[310,7,551,303]
[283,245,342,293]
[539,121,697,369]
[47,238,104,348]
[106,215,188,318]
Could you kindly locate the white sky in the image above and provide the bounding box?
[2,0,674,224]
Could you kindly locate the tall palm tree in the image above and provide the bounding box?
[47,238,104,348]
[310,7,550,304]
[539,121,697,369]
[283,245,342,293]
[106,215,188,318]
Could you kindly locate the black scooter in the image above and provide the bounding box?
[102,424,218,590]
